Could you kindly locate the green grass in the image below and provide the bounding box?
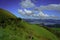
[0,9,59,40]
[0,19,59,40]
[20,21,59,40]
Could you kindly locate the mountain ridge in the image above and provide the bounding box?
[0,8,16,19]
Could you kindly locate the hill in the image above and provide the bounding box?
[0,9,59,40]
[0,8,16,20]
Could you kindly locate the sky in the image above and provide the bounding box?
[0,0,60,19]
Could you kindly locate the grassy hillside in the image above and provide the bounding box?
[0,9,59,40]
[0,19,59,40]
[0,8,16,20]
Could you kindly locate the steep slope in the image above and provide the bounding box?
[0,19,59,40]
[0,9,59,40]
[19,21,59,40]
[0,8,16,20]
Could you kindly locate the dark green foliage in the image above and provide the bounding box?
[49,28,60,39]
[0,18,24,29]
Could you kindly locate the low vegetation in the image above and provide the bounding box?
[0,8,59,40]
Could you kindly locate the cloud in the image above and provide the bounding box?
[39,11,49,17]
[39,11,59,19]
[39,4,60,10]
[18,9,25,15]
[18,9,58,19]
[20,0,35,8]
[19,0,59,19]
[18,9,33,16]
[24,9,33,16]
[32,11,49,17]
[32,11,57,19]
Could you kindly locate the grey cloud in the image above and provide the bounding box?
[40,4,60,10]
[20,0,35,8]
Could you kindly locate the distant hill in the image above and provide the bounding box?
[46,24,60,28]
[0,9,59,40]
[24,19,60,25]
